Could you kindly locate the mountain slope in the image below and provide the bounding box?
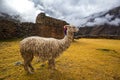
[0,12,20,22]
[79,6,120,27]
[76,6,120,39]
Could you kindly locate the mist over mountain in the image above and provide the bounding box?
[0,0,120,26]
[0,12,21,22]
[79,6,120,27]
[75,6,120,39]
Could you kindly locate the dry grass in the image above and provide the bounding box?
[0,38,120,80]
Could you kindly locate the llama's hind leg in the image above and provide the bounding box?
[24,60,30,74]
[28,56,34,72]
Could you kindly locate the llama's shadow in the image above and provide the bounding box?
[35,67,69,80]
[48,69,67,80]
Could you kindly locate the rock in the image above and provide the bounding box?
[14,61,23,66]
[36,13,68,39]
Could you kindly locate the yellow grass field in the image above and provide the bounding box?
[0,38,120,80]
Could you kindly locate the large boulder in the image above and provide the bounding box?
[36,13,68,39]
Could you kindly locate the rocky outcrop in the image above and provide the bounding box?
[36,13,68,38]
[0,13,68,40]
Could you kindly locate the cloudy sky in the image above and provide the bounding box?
[0,0,120,26]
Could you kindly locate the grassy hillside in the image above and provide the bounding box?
[0,38,120,80]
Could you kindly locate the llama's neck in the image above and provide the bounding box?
[66,32,74,41]
[59,32,74,50]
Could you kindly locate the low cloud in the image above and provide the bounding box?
[0,0,42,22]
[85,13,120,26]
[0,0,120,26]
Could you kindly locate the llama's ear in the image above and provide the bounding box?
[64,25,69,29]
[64,25,67,29]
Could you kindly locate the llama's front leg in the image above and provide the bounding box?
[48,58,55,70]
[28,63,34,72]
[22,53,34,74]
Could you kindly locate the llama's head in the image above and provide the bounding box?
[64,25,79,34]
